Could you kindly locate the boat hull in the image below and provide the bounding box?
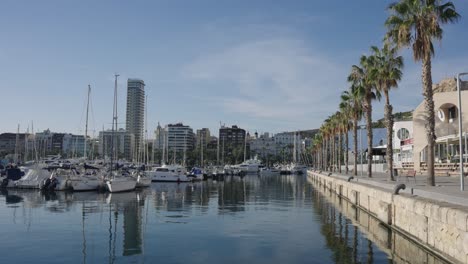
[106,178,136,193]
[70,178,101,191]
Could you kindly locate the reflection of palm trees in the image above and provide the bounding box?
[310,186,374,263]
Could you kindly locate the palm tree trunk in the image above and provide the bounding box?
[423,53,435,186]
[322,139,326,171]
[331,134,336,172]
[345,129,349,174]
[353,119,358,176]
[338,132,342,173]
[366,93,373,178]
[384,90,395,181]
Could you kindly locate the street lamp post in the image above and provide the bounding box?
[456,72,468,191]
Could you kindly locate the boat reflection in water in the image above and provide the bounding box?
[0,175,452,264]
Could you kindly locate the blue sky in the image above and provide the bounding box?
[1,0,467,137]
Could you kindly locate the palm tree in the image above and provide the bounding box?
[337,110,352,174]
[313,133,323,169]
[340,86,364,176]
[348,55,379,178]
[369,44,404,181]
[386,0,459,186]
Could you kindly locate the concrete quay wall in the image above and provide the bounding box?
[308,170,468,264]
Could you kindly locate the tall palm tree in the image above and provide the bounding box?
[337,109,352,174]
[369,44,404,181]
[348,55,379,178]
[385,0,459,186]
[312,133,323,169]
[341,85,364,176]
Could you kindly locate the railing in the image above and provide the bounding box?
[419,162,468,176]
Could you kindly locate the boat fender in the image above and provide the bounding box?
[347,176,354,182]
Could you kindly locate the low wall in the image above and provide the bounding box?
[308,170,468,264]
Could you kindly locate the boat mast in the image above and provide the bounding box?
[183,130,187,167]
[14,124,20,163]
[200,134,203,167]
[84,84,91,159]
[111,74,119,173]
[144,95,148,165]
[293,131,297,164]
[243,130,247,162]
[161,126,166,165]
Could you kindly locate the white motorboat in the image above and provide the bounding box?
[237,158,262,174]
[289,163,308,175]
[147,164,191,182]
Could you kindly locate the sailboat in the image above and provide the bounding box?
[289,131,307,174]
[106,74,137,193]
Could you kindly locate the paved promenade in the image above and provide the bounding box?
[315,169,468,208]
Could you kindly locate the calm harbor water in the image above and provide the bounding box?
[0,175,448,264]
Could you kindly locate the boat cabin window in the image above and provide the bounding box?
[156,168,169,172]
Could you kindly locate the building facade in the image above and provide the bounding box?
[393,121,413,167]
[250,132,276,158]
[125,78,145,159]
[62,134,86,157]
[219,125,246,148]
[413,77,468,171]
[166,123,195,151]
[196,128,211,148]
[99,129,135,159]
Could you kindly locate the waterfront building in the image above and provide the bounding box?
[219,125,246,148]
[274,131,302,160]
[393,121,413,168]
[413,77,468,171]
[196,128,211,148]
[125,78,145,159]
[62,134,86,157]
[35,129,54,154]
[154,122,166,150]
[166,123,195,151]
[51,133,66,153]
[250,132,276,158]
[206,136,218,150]
[0,133,27,160]
[99,129,135,159]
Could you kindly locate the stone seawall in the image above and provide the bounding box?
[308,170,468,264]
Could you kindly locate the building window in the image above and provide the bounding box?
[397,128,410,140]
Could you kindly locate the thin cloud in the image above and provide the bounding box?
[182,38,348,129]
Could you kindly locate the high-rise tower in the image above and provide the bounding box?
[125,78,145,160]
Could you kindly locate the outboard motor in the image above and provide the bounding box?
[42,177,58,191]
[42,178,52,190]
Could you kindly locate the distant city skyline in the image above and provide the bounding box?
[1,1,467,136]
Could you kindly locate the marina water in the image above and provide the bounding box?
[0,175,448,263]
